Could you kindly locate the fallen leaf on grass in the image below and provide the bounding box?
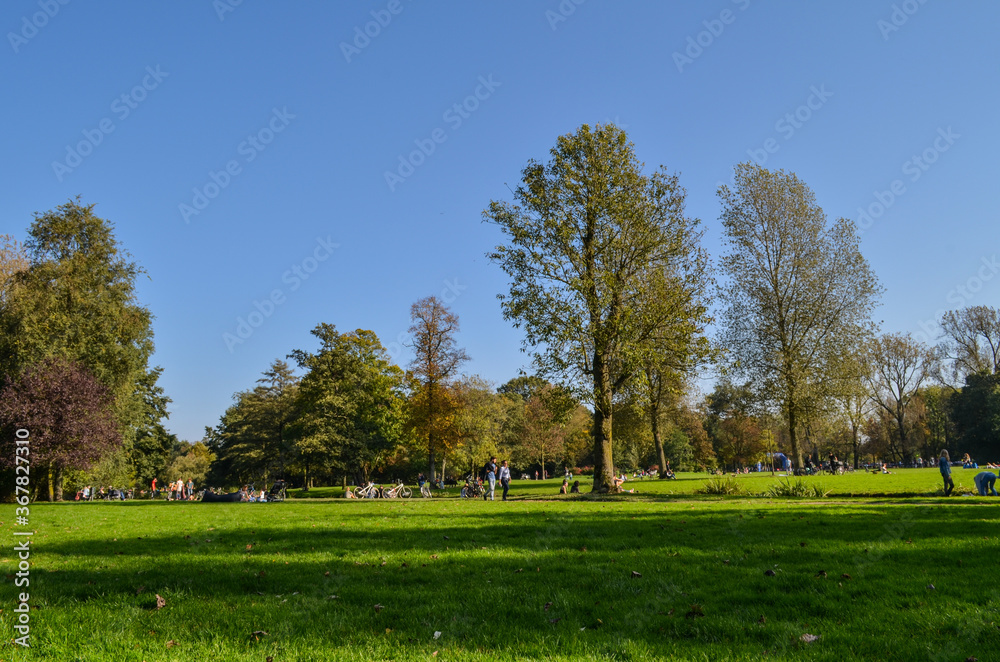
[135,586,146,595]
[800,633,820,644]
[374,603,384,612]
[166,640,177,648]
[155,595,166,610]
[757,615,765,624]
[816,571,827,578]
[764,570,776,577]
[326,595,339,600]
[685,604,704,619]
[514,568,523,573]
[544,602,553,611]
[927,584,936,590]
[549,617,561,624]
[250,630,269,641]
[246,544,252,551]
[430,554,438,559]
[631,571,642,578]
[433,631,442,639]
[841,573,851,580]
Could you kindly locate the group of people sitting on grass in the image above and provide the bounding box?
[74,486,132,501]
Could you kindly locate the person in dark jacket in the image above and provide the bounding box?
[482,457,497,501]
[939,450,954,496]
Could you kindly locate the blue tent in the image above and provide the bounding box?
[767,452,790,471]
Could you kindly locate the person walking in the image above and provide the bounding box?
[973,471,998,496]
[151,477,157,499]
[498,460,511,501]
[186,478,194,500]
[939,450,954,496]
[482,456,497,501]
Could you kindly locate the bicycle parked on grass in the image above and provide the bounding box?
[356,482,380,499]
[385,482,412,499]
[420,482,433,498]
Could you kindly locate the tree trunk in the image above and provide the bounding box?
[441,456,447,483]
[54,466,63,501]
[852,421,860,470]
[47,464,55,502]
[591,356,619,493]
[650,401,668,478]
[428,382,437,481]
[787,397,803,471]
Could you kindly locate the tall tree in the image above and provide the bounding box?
[452,375,509,477]
[0,357,121,500]
[129,367,175,485]
[206,360,299,487]
[485,124,711,492]
[290,326,405,486]
[939,306,1000,382]
[865,333,936,462]
[718,163,881,469]
[407,296,469,481]
[0,200,158,450]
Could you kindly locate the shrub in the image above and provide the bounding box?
[764,478,830,498]
[698,475,745,495]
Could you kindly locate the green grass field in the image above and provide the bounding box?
[290,467,988,500]
[2,470,998,661]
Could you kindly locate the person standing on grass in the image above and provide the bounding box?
[482,456,497,501]
[498,460,511,501]
[186,478,194,499]
[974,471,997,496]
[940,450,954,496]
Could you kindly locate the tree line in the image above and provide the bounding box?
[2,126,997,498]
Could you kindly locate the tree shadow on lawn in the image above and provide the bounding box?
[21,502,999,658]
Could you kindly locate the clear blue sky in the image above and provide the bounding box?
[3,1,998,442]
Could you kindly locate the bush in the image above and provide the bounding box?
[698,476,746,495]
[764,478,830,498]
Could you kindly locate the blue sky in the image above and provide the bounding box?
[3,1,998,442]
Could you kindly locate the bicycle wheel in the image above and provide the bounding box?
[400,487,411,498]
[420,485,432,498]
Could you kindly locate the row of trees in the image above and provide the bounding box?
[3,126,996,498]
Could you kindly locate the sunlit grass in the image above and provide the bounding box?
[2,490,997,661]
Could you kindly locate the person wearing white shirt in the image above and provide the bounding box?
[498,460,512,501]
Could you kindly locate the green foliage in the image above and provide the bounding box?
[697,475,746,495]
[949,371,1000,462]
[763,477,831,498]
[718,164,881,468]
[289,325,406,485]
[0,200,157,449]
[207,360,299,487]
[485,124,712,492]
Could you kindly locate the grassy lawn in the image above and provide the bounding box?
[2,478,998,661]
[289,467,986,500]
